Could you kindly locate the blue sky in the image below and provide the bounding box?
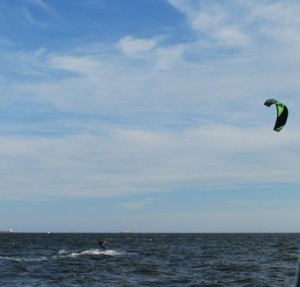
[1,0,300,232]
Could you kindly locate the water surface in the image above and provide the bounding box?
[0,233,299,286]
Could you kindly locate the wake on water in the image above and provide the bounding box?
[58,248,123,258]
[0,248,123,263]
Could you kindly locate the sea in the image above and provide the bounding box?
[0,233,299,287]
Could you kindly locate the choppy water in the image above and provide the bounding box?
[0,233,299,286]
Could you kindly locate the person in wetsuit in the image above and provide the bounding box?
[98,238,106,250]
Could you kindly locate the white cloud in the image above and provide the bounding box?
[169,0,300,49]
[215,26,249,47]
[155,45,184,69]
[47,55,102,76]
[117,36,157,57]
[117,35,184,69]
[247,1,300,45]
[168,0,250,48]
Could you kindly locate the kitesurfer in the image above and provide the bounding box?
[98,238,106,250]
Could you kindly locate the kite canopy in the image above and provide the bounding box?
[264,98,288,132]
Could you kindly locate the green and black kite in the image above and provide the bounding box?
[264,98,288,132]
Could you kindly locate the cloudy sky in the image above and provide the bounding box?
[1,0,300,232]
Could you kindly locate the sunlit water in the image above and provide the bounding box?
[0,233,299,286]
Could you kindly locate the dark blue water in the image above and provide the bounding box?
[0,233,299,286]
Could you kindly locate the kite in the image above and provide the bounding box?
[264,98,288,132]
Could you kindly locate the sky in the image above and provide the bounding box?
[1,0,300,233]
